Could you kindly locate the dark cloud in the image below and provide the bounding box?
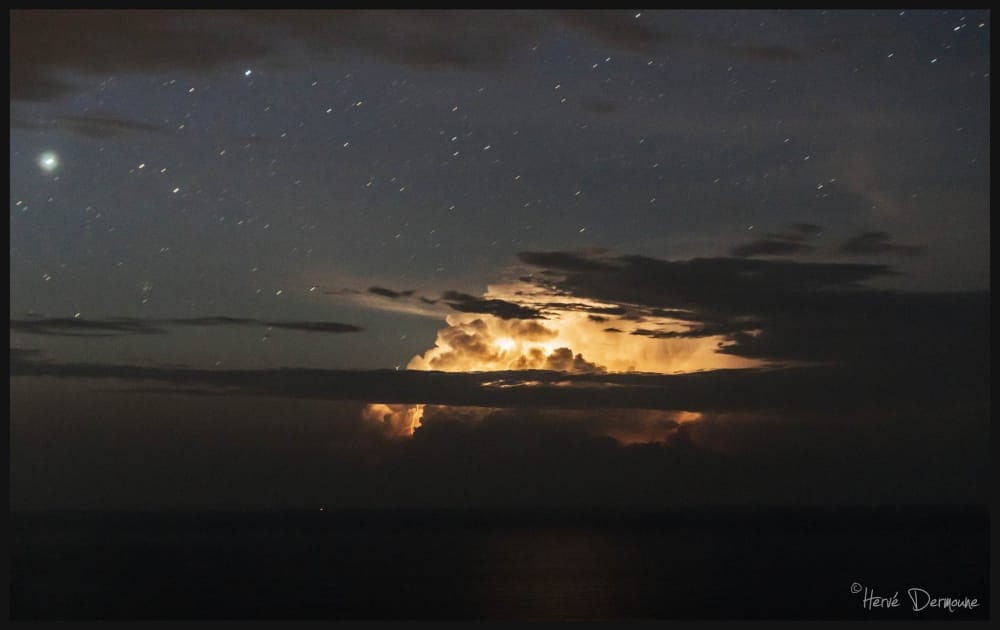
[730,223,823,257]
[440,291,545,320]
[10,10,273,101]
[838,231,927,257]
[265,321,363,333]
[788,223,823,236]
[516,250,988,368]
[167,316,258,327]
[10,10,672,104]
[10,316,363,337]
[11,113,170,138]
[731,238,812,257]
[10,348,44,364]
[10,317,167,337]
[9,353,986,416]
[9,349,989,510]
[539,301,629,317]
[553,10,668,52]
[557,12,805,63]
[518,251,615,273]
[520,251,893,306]
[630,322,745,340]
[368,286,415,299]
[264,9,542,70]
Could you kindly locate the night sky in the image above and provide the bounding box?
[10,10,991,509]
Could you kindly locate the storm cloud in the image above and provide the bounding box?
[514,250,987,368]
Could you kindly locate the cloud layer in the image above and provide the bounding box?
[10,316,363,337]
[10,247,990,507]
[12,10,812,104]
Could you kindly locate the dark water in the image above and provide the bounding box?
[10,507,988,620]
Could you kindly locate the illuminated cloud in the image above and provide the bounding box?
[363,403,425,437]
[405,305,751,375]
[364,270,761,438]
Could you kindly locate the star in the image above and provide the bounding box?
[37,151,59,173]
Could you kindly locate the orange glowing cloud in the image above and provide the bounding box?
[362,403,425,437]
[362,279,760,442]
[406,281,757,375]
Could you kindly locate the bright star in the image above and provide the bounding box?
[38,151,59,173]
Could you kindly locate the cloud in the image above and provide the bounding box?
[167,316,259,327]
[9,347,44,363]
[553,10,668,52]
[265,321,363,333]
[731,238,812,257]
[10,10,667,104]
[353,240,981,383]
[518,251,615,273]
[353,285,546,320]
[838,231,926,257]
[403,299,740,375]
[11,247,988,502]
[788,223,823,236]
[368,286,415,299]
[730,223,823,257]
[13,9,820,107]
[10,350,987,418]
[542,347,605,373]
[10,316,363,337]
[328,285,446,319]
[318,246,985,388]
[518,250,894,307]
[11,364,988,509]
[11,112,171,138]
[10,10,273,101]
[12,238,989,509]
[513,249,987,368]
[10,317,167,337]
[253,10,540,71]
[440,291,545,320]
[413,404,690,446]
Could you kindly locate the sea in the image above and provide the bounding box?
[10,507,989,620]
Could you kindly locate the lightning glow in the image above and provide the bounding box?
[406,281,757,375]
[363,279,757,442]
